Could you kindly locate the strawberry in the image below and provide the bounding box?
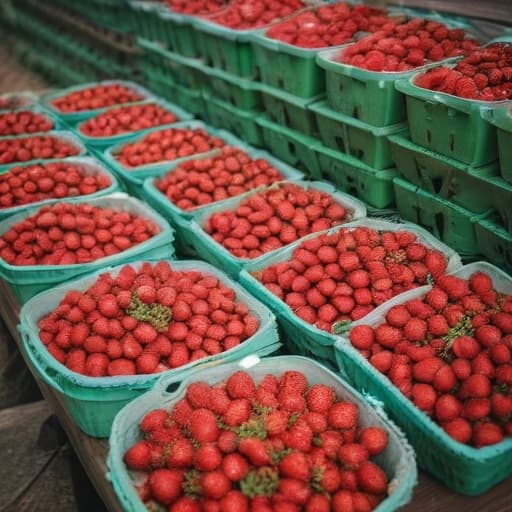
[264,410,289,436]
[200,470,231,499]
[279,452,311,481]
[412,357,444,383]
[328,402,358,430]
[195,444,222,472]
[338,443,369,469]
[357,427,388,456]
[226,371,256,399]
[238,438,271,466]
[167,438,194,469]
[357,461,388,494]
[278,478,311,506]
[189,408,219,443]
[472,422,504,447]
[140,409,169,433]
[223,399,251,427]
[149,469,184,505]
[222,453,250,482]
[124,440,151,470]
[186,381,213,409]
[348,325,375,350]
[220,490,249,512]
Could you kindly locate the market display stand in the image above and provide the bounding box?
[0,278,510,512]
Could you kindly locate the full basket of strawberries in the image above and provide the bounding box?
[108,355,417,511]
[335,261,512,495]
[18,260,280,437]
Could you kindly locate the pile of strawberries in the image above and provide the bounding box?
[0,203,160,266]
[37,262,260,376]
[204,183,351,259]
[163,0,226,15]
[0,110,54,136]
[339,18,480,72]
[212,0,305,30]
[80,103,179,138]
[0,161,111,209]
[155,147,285,211]
[51,84,145,113]
[415,42,512,100]
[115,127,225,169]
[349,270,512,447]
[0,134,81,165]
[255,226,448,332]
[266,3,396,49]
[124,369,392,511]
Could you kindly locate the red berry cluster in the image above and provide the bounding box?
[124,369,391,511]
[52,84,145,113]
[0,134,81,165]
[115,127,225,169]
[155,147,285,211]
[163,0,226,15]
[0,162,111,209]
[349,271,512,447]
[266,3,396,49]
[415,43,512,100]
[212,0,305,30]
[80,103,179,138]
[204,183,351,259]
[37,262,260,376]
[256,226,448,332]
[0,94,32,111]
[0,203,160,266]
[339,18,480,72]
[0,110,54,136]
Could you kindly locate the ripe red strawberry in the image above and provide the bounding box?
[385,305,411,327]
[338,443,369,469]
[172,399,193,427]
[264,410,289,436]
[222,453,250,482]
[278,478,311,506]
[357,427,388,456]
[200,470,231,500]
[356,461,388,494]
[195,444,222,472]
[188,408,219,443]
[469,272,493,295]
[349,325,375,350]
[219,490,249,512]
[283,419,314,452]
[412,357,444,383]
[279,370,308,394]
[167,438,194,469]
[124,440,151,470]
[185,381,213,409]
[223,398,251,427]
[149,469,184,505]
[472,422,504,447]
[238,438,271,466]
[279,452,311,481]
[374,324,402,348]
[306,384,335,413]
[140,409,169,433]
[226,370,256,399]
[328,402,358,430]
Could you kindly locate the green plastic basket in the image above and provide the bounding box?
[203,94,263,147]
[393,177,485,257]
[395,73,504,166]
[193,14,260,78]
[475,218,512,273]
[18,259,280,437]
[389,134,512,231]
[137,39,205,91]
[42,81,156,124]
[0,156,120,221]
[0,130,87,172]
[0,91,38,111]
[108,355,417,512]
[74,99,193,149]
[317,46,458,127]
[251,30,327,98]
[102,121,245,190]
[309,100,408,170]
[188,180,368,278]
[335,261,512,495]
[314,142,399,209]
[129,1,175,50]
[238,218,462,365]
[0,193,175,303]
[260,83,322,138]
[484,105,512,184]
[256,115,321,178]
[194,60,263,111]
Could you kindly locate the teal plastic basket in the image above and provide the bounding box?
[188,180,368,278]
[475,218,512,273]
[314,142,399,209]
[42,81,156,124]
[317,46,459,127]
[101,121,246,191]
[389,134,512,231]
[108,355,417,512]
[203,94,264,147]
[141,147,304,256]
[395,71,506,166]
[129,1,175,50]
[0,156,120,221]
[309,100,408,170]
[0,130,87,171]
[0,91,38,111]
[0,193,175,303]
[18,259,280,437]
[335,261,512,495]
[260,83,323,138]
[74,98,193,149]
[256,115,322,179]
[484,105,512,184]
[393,177,486,257]
[238,218,462,365]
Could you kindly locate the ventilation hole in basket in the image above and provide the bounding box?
[434,213,445,238]
[283,108,292,129]
[431,177,443,194]
[278,77,285,89]
[288,142,297,157]
[166,382,181,394]
[334,136,346,152]
[449,134,455,152]
[339,82,344,92]
[353,149,364,160]
[352,106,360,119]
[427,130,432,144]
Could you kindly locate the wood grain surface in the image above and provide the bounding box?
[1,279,511,511]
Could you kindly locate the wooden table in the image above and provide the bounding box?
[1,280,510,512]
